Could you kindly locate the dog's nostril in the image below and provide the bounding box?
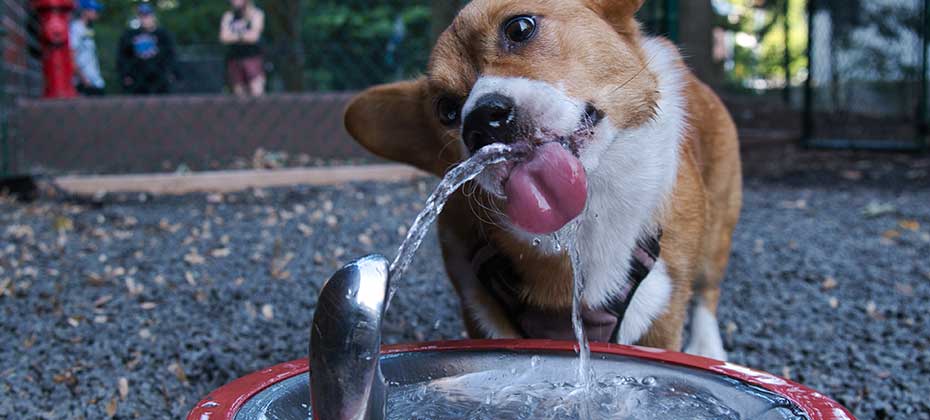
[584,102,605,126]
[487,107,512,128]
[463,93,518,152]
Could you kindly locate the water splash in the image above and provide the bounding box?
[554,221,595,418]
[388,143,523,305]
[382,357,804,420]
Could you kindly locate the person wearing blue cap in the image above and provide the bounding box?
[116,3,179,94]
[69,0,105,95]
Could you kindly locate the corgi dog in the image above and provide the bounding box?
[345,0,741,360]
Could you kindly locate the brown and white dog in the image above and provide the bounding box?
[345,0,741,360]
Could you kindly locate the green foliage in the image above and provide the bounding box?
[300,1,431,90]
[717,0,808,89]
[88,0,432,93]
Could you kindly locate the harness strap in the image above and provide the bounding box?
[472,230,662,343]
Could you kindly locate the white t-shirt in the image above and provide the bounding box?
[69,20,105,88]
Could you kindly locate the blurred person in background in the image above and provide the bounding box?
[69,0,105,95]
[220,0,266,97]
[117,3,179,94]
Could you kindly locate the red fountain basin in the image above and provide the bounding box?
[189,340,855,420]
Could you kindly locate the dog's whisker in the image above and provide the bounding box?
[600,53,658,101]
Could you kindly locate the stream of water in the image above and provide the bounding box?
[553,223,595,418]
[387,143,522,306]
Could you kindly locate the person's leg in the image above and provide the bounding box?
[227,59,248,97]
[249,74,265,96]
[244,56,266,97]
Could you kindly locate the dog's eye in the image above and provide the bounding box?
[504,16,537,44]
[437,97,462,126]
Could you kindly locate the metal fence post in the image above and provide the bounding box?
[665,0,679,43]
[801,0,814,147]
[920,0,930,150]
[0,20,10,178]
[783,0,792,104]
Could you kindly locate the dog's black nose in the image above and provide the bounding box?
[463,93,517,152]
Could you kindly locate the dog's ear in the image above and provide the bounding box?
[586,0,645,30]
[345,79,462,176]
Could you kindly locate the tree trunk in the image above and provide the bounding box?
[677,0,722,87]
[431,0,461,43]
[265,0,304,91]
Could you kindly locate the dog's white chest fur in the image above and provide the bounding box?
[573,38,687,344]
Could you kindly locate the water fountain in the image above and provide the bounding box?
[188,145,856,420]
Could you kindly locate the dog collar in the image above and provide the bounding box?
[471,231,661,343]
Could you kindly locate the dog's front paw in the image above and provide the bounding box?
[685,305,728,361]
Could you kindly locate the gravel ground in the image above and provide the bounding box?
[1,149,929,419]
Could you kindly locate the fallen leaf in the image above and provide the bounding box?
[168,362,188,383]
[863,202,896,218]
[725,321,738,341]
[53,372,77,386]
[107,398,119,418]
[899,220,920,232]
[780,200,807,210]
[139,328,152,339]
[210,248,231,258]
[297,224,314,237]
[94,295,113,307]
[140,302,157,310]
[118,377,129,400]
[821,276,838,291]
[261,304,274,320]
[840,170,863,181]
[882,230,901,240]
[829,297,839,309]
[185,271,197,286]
[87,273,106,286]
[125,277,144,296]
[184,250,205,265]
[53,216,74,233]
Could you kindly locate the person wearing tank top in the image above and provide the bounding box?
[220,0,266,96]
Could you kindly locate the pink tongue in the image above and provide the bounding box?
[504,143,588,234]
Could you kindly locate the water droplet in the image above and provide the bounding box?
[530,355,542,368]
[201,401,219,408]
[642,376,657,386]
[532,238,542,247]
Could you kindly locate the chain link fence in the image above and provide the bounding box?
[804,0,929,150]
[4,0,433,177]
[1,0,43,179]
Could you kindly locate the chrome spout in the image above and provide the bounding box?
[310,255,389,420]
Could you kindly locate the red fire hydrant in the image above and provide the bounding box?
[33,0,77,98]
